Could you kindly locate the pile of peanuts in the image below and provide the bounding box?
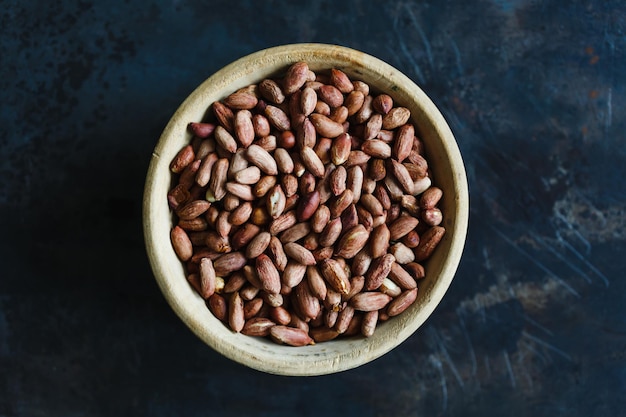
[167,62,445,346]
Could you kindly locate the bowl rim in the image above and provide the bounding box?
[143,43,469,376]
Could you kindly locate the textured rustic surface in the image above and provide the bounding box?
[1,0,625,415]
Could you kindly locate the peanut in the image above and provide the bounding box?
[166,62,448,345]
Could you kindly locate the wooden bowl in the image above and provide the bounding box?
[143,43,469,376]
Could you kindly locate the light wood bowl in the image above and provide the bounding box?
[143,43,469,376]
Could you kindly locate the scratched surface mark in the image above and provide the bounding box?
[1,0,625,416]
[378,1,626,415]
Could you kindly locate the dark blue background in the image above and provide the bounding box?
[1,0,625,415]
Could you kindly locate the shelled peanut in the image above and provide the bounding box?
[167,62,446,346]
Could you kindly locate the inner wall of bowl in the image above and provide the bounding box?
[146,44,467,375]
